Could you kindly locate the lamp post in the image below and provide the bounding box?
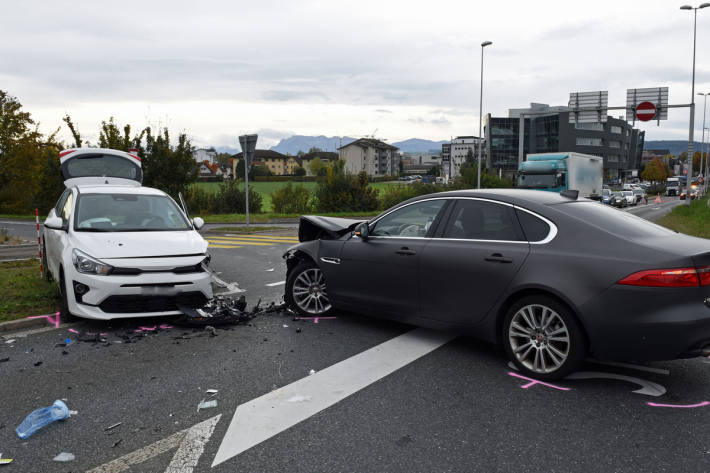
[699,92,709,194]
[680,3,710,205]
[477,40,492,189]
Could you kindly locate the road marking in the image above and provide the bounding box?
[566,371,666,396]
[87,414,221,473]
[211,328,455,467]
[586,359,670,375]
[207,243,244,249]
[218,234,299,241]
[207,239,273,246]
[265,280,285,287]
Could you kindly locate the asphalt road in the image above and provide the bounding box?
[0,198,708,473]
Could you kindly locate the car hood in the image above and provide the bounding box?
[299,215,366,241]
[70,230,207,258]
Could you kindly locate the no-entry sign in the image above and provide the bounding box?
[635,101,656,122]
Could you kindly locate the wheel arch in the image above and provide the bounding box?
[495,287,590,349]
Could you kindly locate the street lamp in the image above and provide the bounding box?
[699,92,709,193]
[680,3,710,205]
[477,40,492,189]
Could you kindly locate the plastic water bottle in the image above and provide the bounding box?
[16,400,69,439]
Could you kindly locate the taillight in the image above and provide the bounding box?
[618,266,710,287]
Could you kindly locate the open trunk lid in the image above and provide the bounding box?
[60,148,143,188]
[298,215,365,241]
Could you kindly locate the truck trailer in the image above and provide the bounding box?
[517,152,603,199]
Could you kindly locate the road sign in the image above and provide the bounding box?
[635,101,656,121]
[568,91,608,123]
[238,134,258,226]
[626,87,668,123]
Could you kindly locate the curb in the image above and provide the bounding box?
[0,317,51,333]
[0,243,37,249]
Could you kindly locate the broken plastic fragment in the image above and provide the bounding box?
[105,422,122,431]
[309,369,316,375]
[0,454,13,465]
[197,400,218,411]
[206,389,218,396]
[53,452,75,462]
[16,400,70,439]
[4,339,15,344]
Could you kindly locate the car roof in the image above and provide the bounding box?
[72,185,167,196]
[410,188,578,206]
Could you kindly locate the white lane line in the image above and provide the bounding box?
[265,280,285,287]
[586,359,670,375]
[87,414,221,473]
[165,415,221,473]
[212,328,455,467]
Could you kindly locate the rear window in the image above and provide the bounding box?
[564,202,675,238]
[64,154,141,181]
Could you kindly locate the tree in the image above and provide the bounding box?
[641,157,668,183]
[215,152,232,166]
[0,90,34,157]
[308,146,323,153]
[427,164,440,176]
[293,166,306,176]
[141,127,197,200]
[309,157,325,176]
[62,115,82,148]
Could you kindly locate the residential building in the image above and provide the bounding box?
[445,136,483,179]
[193,148,217,165]
[231,150,295,176]
[197,160,219,178]
[338,139,400,176]
[440,143,451,176]
[298,151,339,176]
[484,103,645,182]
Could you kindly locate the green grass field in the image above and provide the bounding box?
[194,180,402,213]
[0,260,61,323]
[657,196,710,239]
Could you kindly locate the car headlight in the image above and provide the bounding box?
[72,249,113,275]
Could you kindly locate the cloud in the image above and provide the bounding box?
[375,109,393,113]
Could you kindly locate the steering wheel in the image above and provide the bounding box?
[397,224,420,236]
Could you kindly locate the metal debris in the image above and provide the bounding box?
[175,295,286,326]
[105,422,122,431]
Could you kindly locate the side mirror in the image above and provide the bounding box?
[44,216,64,230]
[354,222,369,240]
[192,217,204,230]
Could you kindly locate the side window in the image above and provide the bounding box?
[515,208,552,242]
[370,200,446,238]
[55,189,71,216]
[61,192,73,226]
[442,200,523,241]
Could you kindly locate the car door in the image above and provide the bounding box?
[45,188,72,277]
[330,199,448,319]
[418,198,530,326]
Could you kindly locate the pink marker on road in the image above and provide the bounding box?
[26,311,61,328]
[508,371,571,391]
[647,401,710,409]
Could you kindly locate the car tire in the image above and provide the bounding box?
[58,269,77,322]
[285,260,333,317]
[41,240,52,282]
[503,295,586,381]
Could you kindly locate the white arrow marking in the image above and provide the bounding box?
[87,414,221,473]
[211,328,455,467]
[566,371,666,396]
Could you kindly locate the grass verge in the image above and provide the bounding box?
[0,259,61,323]
[656,196,710,239]
[0,214,36,220]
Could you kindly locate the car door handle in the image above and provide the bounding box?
[395,247,417,256]
[485,253,513,263]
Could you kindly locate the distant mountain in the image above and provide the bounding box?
[214,146,239,155]
[270,135,356,155]
[392,138,448,154]
[644,140,705,157]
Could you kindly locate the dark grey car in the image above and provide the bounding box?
[283,189,710,380]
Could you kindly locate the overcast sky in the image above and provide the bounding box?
[2,0,709,150]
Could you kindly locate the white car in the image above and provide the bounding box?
[43,148,213,320]
[621,190,636,206]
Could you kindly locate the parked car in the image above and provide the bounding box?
[621,190,636,206]
[43,148,212,320]
[680,189,698,200]
[284,189,710,380]
[610,192,627,208]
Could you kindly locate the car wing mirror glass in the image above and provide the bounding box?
[354,222,369,240]
[44,216,64,230]
[192,217,204,230]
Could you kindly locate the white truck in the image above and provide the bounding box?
[517,152,603,199]
[666,177,680,196]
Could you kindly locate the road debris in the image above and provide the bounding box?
[175,295,285,326]
[0,358,9,363]
[4,339,15,344]
[52,452,75,462]
[309,369,316,375]
[111,439,122,448]
[105,422,122,431]
[0,454,13,465]
[33,361,42,367]
[16,400,70,439]
[197,400,218,411]
[206,389,218,397]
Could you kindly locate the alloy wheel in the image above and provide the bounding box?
[508,304,570,374]
[292,268,331,315]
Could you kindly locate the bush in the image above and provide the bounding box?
[213,180,263,214]
[183,184,214,215]
[451,164,512,190]
[314,167,379,213]
[379,182,444,210]
[270,183,312,213]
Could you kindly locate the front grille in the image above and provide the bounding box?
[110,263,205,276]
[99,291,207,314]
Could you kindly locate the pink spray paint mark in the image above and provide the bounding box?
[68,328,79,334]
[26,311,61,328]
[647,401,710,409]
[139,326,156,331]
[134,329,144,333]
[159,324,173,329]
[508,371,570,391]
[295,316,337,323]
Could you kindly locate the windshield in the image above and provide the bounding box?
[517,174,557,188]
[74,193,190,232]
